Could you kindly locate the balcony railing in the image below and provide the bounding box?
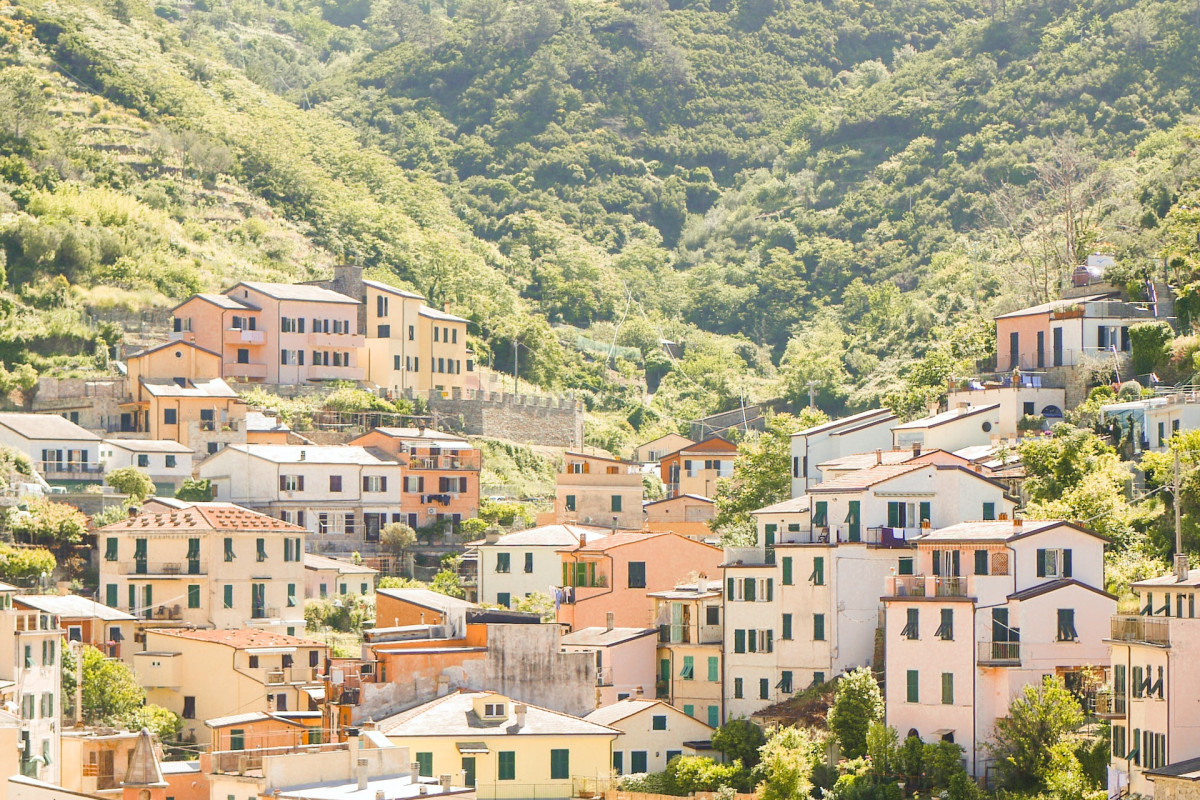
[723,546,771,566]
[885,575,969,598]
[407,455,481,471]
[224,328,265,345]
[265,666,319,685]
[1110,615,1171,646]
[977,640,1022,665]
[250,606,281,620]
[1095,690,1127,718]
[210,742,346,775]
[37,461,102,475]
[223,362,269,379]
[118,561,207,576]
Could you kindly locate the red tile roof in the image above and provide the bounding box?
[101,504,304,533]
[146,628,326,649]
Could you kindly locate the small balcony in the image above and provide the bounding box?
[118,560,207,576]
[406,453,481,471]
[264,666,319,685]
[224,328,265,345]
[977,640,1022,666]
[37,461,102,476]
[307,331,365,349]
[723,546,773,567]
[1110,615,1172,646]
[1095,690,1127,718]
[224,362,268,379]
[884,575,969,598]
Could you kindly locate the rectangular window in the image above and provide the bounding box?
[759,678,769,700]
[734,629,745,654]
[935,609,954,641]
[782,613,792,640]
[182,697,195,719]
[256,538,267,562]
[683,704,694,718]
[982,502,996,521]
[498,752,516,781]
[524,552,534,573]
[708,706,719,727]
[780,670,794,693]
[496,553,510,573]
[611,495,623,513]
[550,749,569,780]
[974,549,989,576]
[812,501,828,527]
[628,562,646,588]
[708,656,719,682]
[1057,609,1078,641]
[136,453,149,468]
[680,656,694,680]
[187,585,200,609]
[565,494,576,512]
[733,678,743,699]
[223,584,233,609]
[415,753,433,778]
[497,593,510,608]
[907,670,919,703]
[329,475,342,492]
[942,672,954,705]
[287,584,297,608]
[106,584,117,608]
[810,557,825,585]
[898,557,914,576]
[782,556,793,585]
[224,538,235,562]
[631,752,647,774]
[901,608,919,640]
[612,751,623,776]
[163,408,177,425]
[652,714,667,731]
[813,613,825,641]
[104,538,118,561]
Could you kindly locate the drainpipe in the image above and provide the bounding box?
[970,543,1019,778]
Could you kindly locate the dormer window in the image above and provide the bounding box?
[484,702,506,717]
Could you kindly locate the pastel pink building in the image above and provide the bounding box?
[171,282,365,384]
[560,625,659,706]
[557,532,724,631]
[883,519,1114,780]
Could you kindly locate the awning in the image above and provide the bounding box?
[246,647,297,655]
[303,687,325,703]
[456,742,489,754]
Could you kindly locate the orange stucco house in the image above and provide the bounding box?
[556,531,724,631]
[350,427,481,528]
[659,436,739,499]
[170,282,366,385]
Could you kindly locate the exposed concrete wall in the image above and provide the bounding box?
[419,389,584,448]
[1155,778,1200,800]
[33,377,127,431]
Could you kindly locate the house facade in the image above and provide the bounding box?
[552,453,644,530]
[98,504,307,632]
[199,444,406,550]
[0,585,62,784]
[634,434,695,465]
[472,524,609,609]
[560,625,658,707]
[135,628,327,744]
[1103,568,1200,797]
[659,437,739,500]
[0,413,102,484]
[585,699,716,776]
[883,519,1113,778]
[101,439,193,491]
[891,405,1002,453]
[556,532,724,631]
[1101,395,1200,455]
[790,409,898,495]
[649,581,724,727]
[12,595,136,665]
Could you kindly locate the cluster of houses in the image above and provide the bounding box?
[1,256,1199,800]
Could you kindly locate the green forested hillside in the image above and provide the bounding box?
[3,0,1200,446]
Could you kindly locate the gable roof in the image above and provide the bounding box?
[102,504,305,534]
[221,444,398,466]
[377,690,618,738]
[234,282,361,304]
[561,531,718,553]
[817,448,948,471]
[477,524,610,548]
[0,413,101,442]
[245,411,291,433]
[363,279,424,300]
[636,433,695,451]
[666,436,739,458]
[892,404,1000,431]
[806,463,927,492]
[146,627,325,649]
[304,553,379,575]
[917,519,1106,544]
[1133,567,1200,589]
[643,494,714,508]
[125,339,223,361]
[365,427,468,443]
[793,408,897,438]
[1147,756,1200,781]
[752,496,811,515]
[1008,578,1116,602]
[376,587,477,613]
[14,594,135,621]
[559,627,658,647]
[418,305,469,323]
[994,294,1111,320]
[139,378,238,399]
[173,293,254,312]
[564,451,633,465]
[582,699,701,728]
[103,438,193,454]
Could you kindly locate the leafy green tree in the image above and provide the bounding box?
[380,522,417,572]
[756,725,823,800]
[7,498,88,546]
[989,676,1085,791]
[377,576,424,589]
[664,755,742,793]
[126,704,183,744]
[431,554,466,598]
[511,591,554,621]
[0,544,55,583]
[106,467,155,501]
[827,666,884,759]
[712,411,827,535]
[0,67,50,141]
[1128,321,1174,376]
[79,645,146,721]
[711,718,766,771]
[175,478,213,502]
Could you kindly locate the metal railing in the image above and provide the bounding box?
[408,455,481,471]
[1095,690,1127,717]
[885,575,968,598]
[977,641,1022,664]
[265,666,319,685]
[210,742,346,775]
[1110,615,1171,645]
[118,561,207,576]
[36,461,102,475]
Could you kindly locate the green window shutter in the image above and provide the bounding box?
[1036,549,1046,577]
[550,749,569,780]
[766,578,773,602]
[224,538,235,562]
[811,557,824,585]
[708,705,719,727]
[734,629,745,653]
[660,659,670,682]
[105,538,118,561]
[932,551,941,575]
[631,752,647,773]
[813,613,825,641]
[983,502,996,521]
[898,557,914,576]
[708,656,719,682]
[612,752,623,776]
[782,613,792,640]
[764,524,776,547]
[847,500,860,541]
[681,656,694,679]
[748,630,757,653]
[287,584,297,608]
[652,715,666,731]
[942,673,954,705]
[907,670,919,703]
[782,557,793,585]
[888,502,899,528]
[105,584,117,608]
[498,752,516,781]
[745,578,756,602]
[683,704,694,718]
[813,501,827,527]
[919,502,931,522]
[257,538,267,562]
[974,550,988,575]
[416,753,432,778]
[223,584,233,609]
[187,585,200,609]
[1063,549,1073,578]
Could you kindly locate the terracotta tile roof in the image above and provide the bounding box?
[101,504,305,533]
[563,531,672,552]
[146,628,326,649]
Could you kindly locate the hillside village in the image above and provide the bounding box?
[0,251,1188,800]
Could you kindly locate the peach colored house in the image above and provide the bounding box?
[206,711,325,751]
[556,532,724,631]
[349,427,481,528]
[375,588,477,631]
[560,625,659,706]
[550,452,644,529]
[643,494,715,540]
[170,282,366,384]
[659,437,739,499]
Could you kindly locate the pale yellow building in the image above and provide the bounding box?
[0,584,62,785]
[551,453,644,530]
[649,582,724,728]
[58,728,141,797]
[363,279,473,394]
[98,504,307,633]
[379,690,618,798]
[135,628,327,745]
